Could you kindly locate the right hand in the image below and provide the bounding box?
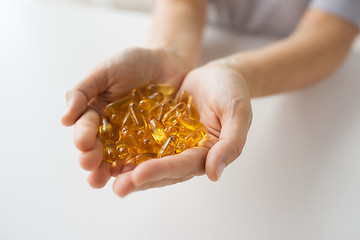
[61,47,191,188]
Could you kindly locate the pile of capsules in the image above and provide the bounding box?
[98,84,207,165]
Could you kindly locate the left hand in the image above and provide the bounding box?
[113,64,253,197]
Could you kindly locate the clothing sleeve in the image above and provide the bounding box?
[310,0,360,28]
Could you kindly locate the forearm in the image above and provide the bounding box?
[147,0,207,69]
[214,9,359,97]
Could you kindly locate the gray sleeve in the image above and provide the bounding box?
[310,0,360,28]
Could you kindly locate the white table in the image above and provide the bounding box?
[0,1,359,239]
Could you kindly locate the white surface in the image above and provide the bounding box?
[0,2,359,240]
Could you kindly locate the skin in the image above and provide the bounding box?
[62,0,359,197]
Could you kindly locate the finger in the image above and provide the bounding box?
[113,171,136,198]
[206,104,252,181]
[62,64,108,126]
[121,159,137,173]
[87,161,111,189]
[133,176,193,192]
[74,108,99,151]
[78,138,103,171]
[110,159,126,177]
[131,147,208,187]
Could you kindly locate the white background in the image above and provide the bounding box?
[0,1,359,239]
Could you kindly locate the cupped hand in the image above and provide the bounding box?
[61,47,190,188]
[113,64,253,197]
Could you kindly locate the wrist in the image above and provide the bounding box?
[151,46,196,72]
[207,52,261,98]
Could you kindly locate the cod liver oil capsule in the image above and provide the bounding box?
[149,118,166,143]
[146,84,176,96]
[99,117,113,140]
[158,135,179,158]
[162,102,186,125]
[187,103,200,120]
[131,89,145,103]
[184,127,207,148]
[132,153,157,165]
[129,102,147,129]
[99,84,207,167]
[176,90,190,104]
[105,96,130,116]
[176,114,204,131]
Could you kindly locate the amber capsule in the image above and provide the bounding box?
[139,99,152,112]
[149,118,166,143]
[178,126,193,140]
[162,102,187,125]
[116,143,129,160]
[175,142,187,154]
[147,92,164,103]
[164,124,180,137]
[129,102,147,129]
[184,126,207,148]
[149,102,170,122]
[175,90,190,104]
[158,135,179,158]
[146,84,176,96]
[130,89,145,103]
[121,111,133,128]
[104,96,131,116]
[137,129,160,153]
[121,128,140,154]
[103,140,117,163]
[132,153,157,165]
[108,113,123,125]
[187,103,200,120]
[176,114,204,131]
[98,116,113,140]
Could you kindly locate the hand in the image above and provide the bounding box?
[113,64,253,197]
[61,47,190,188]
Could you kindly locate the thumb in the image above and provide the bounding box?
[205,102,252,181]
[62,63,108,127]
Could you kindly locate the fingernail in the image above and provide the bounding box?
[216,163,225,180]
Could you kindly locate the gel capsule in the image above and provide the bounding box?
[147,92,164,103]
[130,89,145,103]
[176,114,204,131]
[158,135,179,158]
[104,96,131,116]
[109,113,123,125]
[121,128,141,154]
[175,142,186,154]
[99,117,113,140]
[146,84,176,96]
[137,129,160,153]
[184,126,207,148]
[116,143,129,160]
[149,117,166,143]
[187,103,200,120]
[129,102,147,129]
[175,90,190,104]
[162,102,186,125]
[148,102,170,122]
[103,140,117,163]
[132,153,157,165]
[121,111,133,127]
[164,124,180,137]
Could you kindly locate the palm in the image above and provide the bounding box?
[180,65,252,150]
[111,65,253,197]
[62,47,190,189]
[88,47,188,114]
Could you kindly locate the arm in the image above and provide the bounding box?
[111,8,360,197]
[212,9,359,97]
[148,0,207,70]
[62,0,208,189]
